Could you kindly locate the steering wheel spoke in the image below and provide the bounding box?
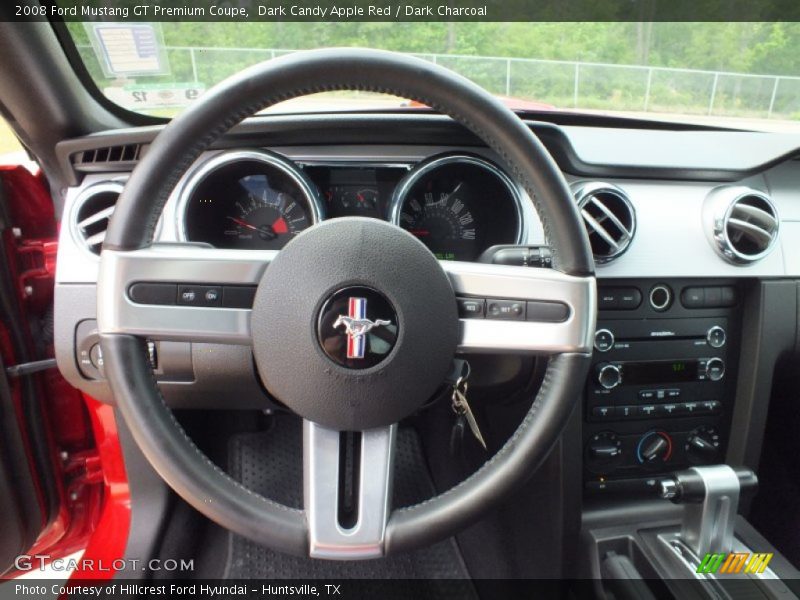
[303,420,396,560]
[442,261,596,355]
[97,245,275,343]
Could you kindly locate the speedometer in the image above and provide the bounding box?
[179,150,323,250]
[390,154,522,261]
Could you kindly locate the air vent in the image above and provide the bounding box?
[71,144,142,172]
[72,182,124,255]
[705,186,779,264]
[572,182,636,264]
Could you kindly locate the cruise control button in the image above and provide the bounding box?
[486,299,526,320]
[129,282,177,305]
[457,298,485,318]
[526,301,569,322]
[178,285,222,306]
[223,286,257,309]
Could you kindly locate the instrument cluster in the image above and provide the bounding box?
[178,149,523,262]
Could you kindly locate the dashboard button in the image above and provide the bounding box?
[526,301,569,322]
[129,282,177,305]
[704,286,722,307]
[681,287,705,308]
[667,388,681,399]
[486,299,525,320]
[639,404,657,417]
[618,288,642,309]
[594,329,615,352]
[682,402,699,415]
[706,326,727,348]
[592,406,615,420]
[223,286,257,309]
[616,405,638,419]
[598,289,619,310]
[638,390,656,401]
[457,298,485,318]
[720,286,736,307]
[658,403,680,416]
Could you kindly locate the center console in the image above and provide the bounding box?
[584,278,740,492]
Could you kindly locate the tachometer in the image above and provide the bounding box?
[179,150,323,250]
[390,154,522,261]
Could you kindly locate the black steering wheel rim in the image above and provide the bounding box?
[99,48,594,558]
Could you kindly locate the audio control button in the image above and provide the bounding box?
[594,329,615,352]
[639,390,656,401]
[658,403,680,416]
[597,364,622,390]
[706,326,727,348]
[682,402,700,414]
[705,357,725,381]
[592,406,615,420]
[700,400,722,414]
[639,405,657,417]
[667,388,681,399]
[616,405,638,419]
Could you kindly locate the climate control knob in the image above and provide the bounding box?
[686,426,721,464]
[597,363,622,389]
[637,431,673,467]
[585,431,623,474]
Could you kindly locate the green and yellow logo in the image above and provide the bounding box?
[697,552,773,575]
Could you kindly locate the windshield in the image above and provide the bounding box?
[65,22,800,131]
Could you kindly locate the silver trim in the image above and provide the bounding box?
[174,149,325,243]
[388,154,525,246]
[649,284,672,311]
[704,357,726,382]
[97,246,595,355]
[304,421,396,560]
[680,465,740,557]
[572,181,636,264]
[704,186,780,264]
[70,181,125,257]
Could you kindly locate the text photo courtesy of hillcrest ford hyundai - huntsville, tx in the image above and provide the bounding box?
[3,1,800,599]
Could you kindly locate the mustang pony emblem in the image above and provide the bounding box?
[333,297,391,359]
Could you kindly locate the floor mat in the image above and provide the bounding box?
[225,418,477,595]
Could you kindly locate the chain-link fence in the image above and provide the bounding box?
[77,45,800,120]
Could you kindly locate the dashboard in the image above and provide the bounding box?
[176,149,523,262]
[51,114,800,508]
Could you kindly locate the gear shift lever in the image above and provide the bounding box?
[657,465,758,558]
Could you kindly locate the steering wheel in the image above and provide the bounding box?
[98,49,596,560]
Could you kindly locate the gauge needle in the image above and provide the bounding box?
[227,216,257,231]
[408,229,430,236]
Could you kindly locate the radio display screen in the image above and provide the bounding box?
[624,360,698,384]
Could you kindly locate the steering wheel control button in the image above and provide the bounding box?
[128,282,177,305]
[486,299,526,320]
[317,287,399,370]
[706,325,727,348]
[649,284,672,311]
[178,285,222,306]
[593,328,615,352]
[526,301,569,323]
[252,218,458,431]
[457,297,485,318]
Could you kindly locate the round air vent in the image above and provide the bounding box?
[705,186,779,264]
[71,181,124,255]
[572,182,636,264]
